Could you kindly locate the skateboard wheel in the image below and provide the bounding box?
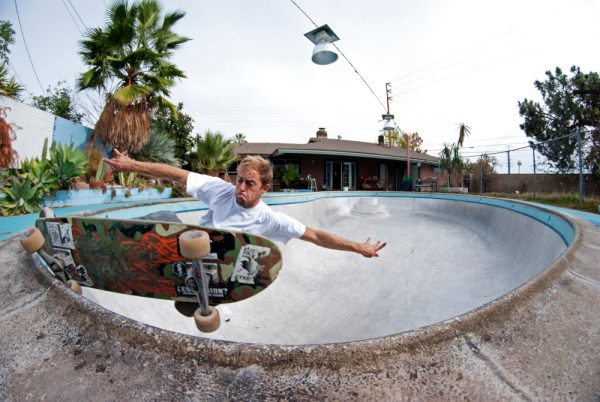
[66,280,83,295]
[193,306,220,332]
[20,227,45,254]
[39,207,55,218]
[179,230,211,259]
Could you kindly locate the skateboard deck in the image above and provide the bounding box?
[29,215,282,306]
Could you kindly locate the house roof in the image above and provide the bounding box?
[234,137,440,165]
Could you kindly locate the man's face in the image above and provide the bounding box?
[235,166,270,208]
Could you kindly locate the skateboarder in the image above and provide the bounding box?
[104,150,386,258]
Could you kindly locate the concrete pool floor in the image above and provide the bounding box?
[1,195,600,400]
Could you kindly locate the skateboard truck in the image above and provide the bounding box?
[20,227,85,295]
[179,230,220,332]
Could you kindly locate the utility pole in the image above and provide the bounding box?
[529,141,536,197]
[386,82,410,178]
[386,82,392,114]
[507,147,511,193]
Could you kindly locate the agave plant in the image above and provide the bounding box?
[47,143,89,190]
[20,157,58,196]
[0,175,44,216]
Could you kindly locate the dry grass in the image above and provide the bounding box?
[93,97,150,153]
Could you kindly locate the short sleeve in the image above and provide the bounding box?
[266,211,306,244]
[186,172,232,206]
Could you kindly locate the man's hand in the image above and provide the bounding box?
[103,149,134,173]
[102,149,189,184]
[358,237,387,258]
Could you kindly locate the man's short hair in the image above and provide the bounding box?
[237,155,273,186]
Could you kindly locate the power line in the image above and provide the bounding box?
[14,0,45,93]
[288,0,387,112]
[62,0,83,34]
[288,0,318,27]
[389,29,515,85]
[66,0,87,30]
[427,130,590,156]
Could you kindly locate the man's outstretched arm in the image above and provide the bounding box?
[103,149,189,184]
[300,227,386,258]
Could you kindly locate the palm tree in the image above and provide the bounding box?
[439,142,465,187]
[189,130,238,176]
[77,0,190,153]
[457,122,471,147]
[439,143,453,187]
[233,132,247,144]
[450,142,466,186]
[0,64,23,99]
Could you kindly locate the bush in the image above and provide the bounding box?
[47,143,88,189]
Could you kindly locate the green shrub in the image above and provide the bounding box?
[20,157,58,196]
[47,143,88,189]
[0,175,45,216]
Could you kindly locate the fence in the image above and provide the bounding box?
[474,173,600,197]
[466,129,600,200]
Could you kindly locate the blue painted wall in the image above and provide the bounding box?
[52,116,93,151]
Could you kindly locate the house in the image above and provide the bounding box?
[233,128,440,191]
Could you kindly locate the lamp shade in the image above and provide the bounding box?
[312,42,338,65]
[383,119,395,131]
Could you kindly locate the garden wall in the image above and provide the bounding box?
[0,95,97,166]
[479,173,600,196]
[40,187,173,208]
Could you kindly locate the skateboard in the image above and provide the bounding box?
[19,208,282,332]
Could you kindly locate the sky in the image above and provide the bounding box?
[2,0,600,173]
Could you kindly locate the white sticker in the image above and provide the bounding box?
[231,245,271,285]
[46,222,75,249]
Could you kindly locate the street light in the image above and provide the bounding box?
[382,113,395,131]
[304,24,340,65]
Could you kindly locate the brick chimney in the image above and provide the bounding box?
[316,127,328,138]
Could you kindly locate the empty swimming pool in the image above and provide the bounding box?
[81,193,572,345]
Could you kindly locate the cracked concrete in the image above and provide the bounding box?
[1,198,600,400]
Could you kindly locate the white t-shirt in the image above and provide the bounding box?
[186,172,306,244]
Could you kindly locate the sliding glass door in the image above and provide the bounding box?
[326,161,356,190]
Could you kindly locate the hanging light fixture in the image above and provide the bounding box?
[382,113,395,131]
[304,24,340,65]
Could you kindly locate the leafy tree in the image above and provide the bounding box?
[0,20,23,99]
[398,131,424,153]
[189,130,238,176]
[276,164,299,188]
[31,81,84,123]
[0,21,14,62]
[466,154,498,192]
[78,0,190,153]
[152,102,194,167]
[518,66,600,173]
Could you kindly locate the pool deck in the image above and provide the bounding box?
[1,195,600,400]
